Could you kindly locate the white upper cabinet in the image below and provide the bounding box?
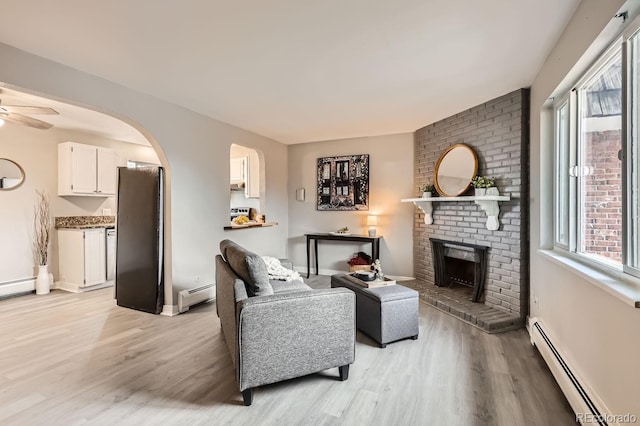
[58,142,117,196]
[96,148,117,194]
[230,157,245,184]
[245,154,260,199]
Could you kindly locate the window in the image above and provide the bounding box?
[554,20,640,278]
[555,100,570,248]
[627,27,640,274]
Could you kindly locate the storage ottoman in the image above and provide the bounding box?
[331,274,419,348]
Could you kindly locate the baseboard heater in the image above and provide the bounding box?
[178,284,215,313]
[0,276,35,298]
[531,320,608,426]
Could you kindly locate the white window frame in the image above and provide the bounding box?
[554,41,624,271]
[553,14,640,280]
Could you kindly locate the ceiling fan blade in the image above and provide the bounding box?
[0,105,59,115]
[0,113,54,130]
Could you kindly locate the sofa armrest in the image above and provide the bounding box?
[236,288,355,391]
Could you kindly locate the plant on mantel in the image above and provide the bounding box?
[470,175,495,188]
[418,182,435,197]
[470,175,496,196]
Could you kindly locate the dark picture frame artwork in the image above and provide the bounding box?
[317,154,369,211]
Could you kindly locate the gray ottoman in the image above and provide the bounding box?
[331,274,419,348]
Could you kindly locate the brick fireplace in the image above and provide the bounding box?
[410,89,529,330]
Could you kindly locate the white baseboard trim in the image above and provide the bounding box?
[0,276,35,297]
[529,317,624,425]
[55,280,114,294]
[161,304,180,317]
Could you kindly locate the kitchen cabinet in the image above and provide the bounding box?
[58,142,117,196]
[230,157,245,184]
[246,154,260,198]
[57,228,108,292]
[230,154,260,198]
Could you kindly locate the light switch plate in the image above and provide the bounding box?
[102,208,112,216]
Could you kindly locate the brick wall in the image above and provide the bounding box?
[414,89,529,317]
[583,130,622,263]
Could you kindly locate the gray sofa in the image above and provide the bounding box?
[215,239,356,406]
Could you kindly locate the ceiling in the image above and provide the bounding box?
[0,1,581,144]
[0,87,149,145]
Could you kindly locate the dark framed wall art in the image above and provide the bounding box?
[317,154,369,211]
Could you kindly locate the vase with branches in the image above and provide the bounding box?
[33,189,52,295]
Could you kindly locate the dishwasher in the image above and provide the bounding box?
[106,228,116,281]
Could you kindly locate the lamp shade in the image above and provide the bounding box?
[366,215,378,226]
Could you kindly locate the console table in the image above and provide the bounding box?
[305,233,381,278]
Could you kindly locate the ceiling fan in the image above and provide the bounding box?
[0,100,59,130]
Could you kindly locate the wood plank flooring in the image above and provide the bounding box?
[0,282,576,425]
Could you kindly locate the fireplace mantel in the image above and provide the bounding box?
[401,194,511,230]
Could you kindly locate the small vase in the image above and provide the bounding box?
[422,192,432,198]
[474,188,486,197]
[35,265,50,295]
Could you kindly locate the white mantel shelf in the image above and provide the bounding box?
[401,194,511,230]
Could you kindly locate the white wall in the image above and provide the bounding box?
[0,124,158,284]
[0,42,290,309]
[530,0,640,418]
[287,133,414,277]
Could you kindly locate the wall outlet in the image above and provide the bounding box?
[102,208,112,216]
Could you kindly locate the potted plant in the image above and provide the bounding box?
[419,183,435,198]
[470,176,496,196]
[33,190,52,295]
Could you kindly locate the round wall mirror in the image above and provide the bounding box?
[434,144,478,197]
[0,158,25,190]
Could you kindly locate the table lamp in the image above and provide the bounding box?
[367,215,378,237]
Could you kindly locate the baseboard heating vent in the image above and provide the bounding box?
[178,284,215,313]
[0,276,35,299]
[532,321,607,426]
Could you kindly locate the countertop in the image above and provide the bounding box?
[55,215,115,229]
[223,222,278,230]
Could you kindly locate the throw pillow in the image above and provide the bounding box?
[219,239,273,297]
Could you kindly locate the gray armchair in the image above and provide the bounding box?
[215,240,355,405]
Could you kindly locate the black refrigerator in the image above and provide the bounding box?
[116,166,164,314]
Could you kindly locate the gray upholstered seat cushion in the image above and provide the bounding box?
[220,239,273,297]
[270,278,311,294]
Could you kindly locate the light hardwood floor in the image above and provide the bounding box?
[0,284,575,425]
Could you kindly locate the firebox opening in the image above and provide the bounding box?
[444,256,475,288]
[430,238,489,303]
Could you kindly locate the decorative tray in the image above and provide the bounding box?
[344,273,396,288]
[329,232,351,236]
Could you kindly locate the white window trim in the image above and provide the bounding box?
[548,11,640,307]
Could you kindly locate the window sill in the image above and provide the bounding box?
[538,249,640,308]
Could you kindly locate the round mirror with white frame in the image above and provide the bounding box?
[434,144,478,197]
[0,158,25,190]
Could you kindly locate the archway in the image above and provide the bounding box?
[0,83,173,311]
